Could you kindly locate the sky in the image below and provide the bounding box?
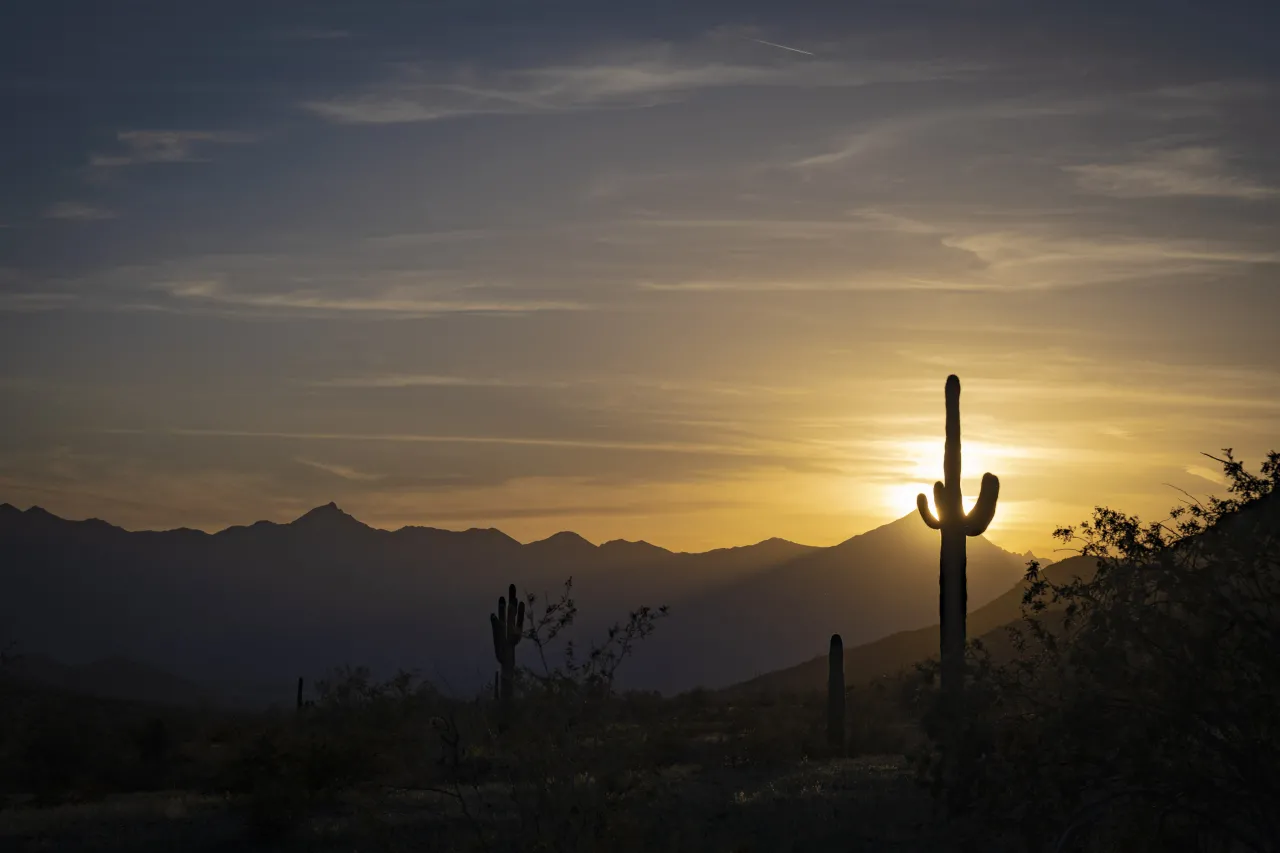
[1,0,1278,555]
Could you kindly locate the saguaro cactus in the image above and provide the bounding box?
[490,582,526,730]
[296,676,304,711]
[916,375,1000,702]
[827,633,846,754]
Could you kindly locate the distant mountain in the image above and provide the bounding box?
[726,553,1099,696]
[631,513,1030,691]
[0,501,1027,702]
[1,652,215,707]
[739,489,1280,695]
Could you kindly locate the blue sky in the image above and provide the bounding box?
[2,0,1278,552]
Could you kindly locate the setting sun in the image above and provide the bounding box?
[879,438,1016,527]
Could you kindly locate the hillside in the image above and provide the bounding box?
[727,554,1099,695]
[1,501,1027,701]
[0,653,216,708]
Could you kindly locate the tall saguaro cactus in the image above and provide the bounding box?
[490,583,526,731]
[916,375,1000,702]
[827,633,846,754]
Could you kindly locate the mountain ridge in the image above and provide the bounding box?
[0,500,830,554]
[2,499,1029,701]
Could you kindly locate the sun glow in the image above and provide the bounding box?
[879,439,1021,526]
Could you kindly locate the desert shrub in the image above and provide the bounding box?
[218,665,445,841]
[0,687,212,805]
[917,449,1280,852]
[429,578,671,853]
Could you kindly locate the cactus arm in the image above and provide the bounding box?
[917,493,942,529]
[490,612,503,659]
[934,481,949,521]
[965,473,1001,536]
[504,584,523,646]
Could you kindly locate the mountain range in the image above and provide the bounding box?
[1,501,1034,705]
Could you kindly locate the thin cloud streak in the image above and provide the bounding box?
[90,130,257,167]
[302,39,975,124]
[1065,146,1279,199]
[160,280,590,317]
[294,458,384,481]
[100,427,807,459]
[44,202,118,221]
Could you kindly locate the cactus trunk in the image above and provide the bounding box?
[917,375,1000,703]
[827,634,846,754]
[939,523,968,702]
[296,676,304,711]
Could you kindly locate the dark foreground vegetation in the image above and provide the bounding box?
[1,450,1276,852]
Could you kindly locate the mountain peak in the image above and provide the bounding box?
[600,538,670,557]
[528,530,596,550]
[289,502,369,530]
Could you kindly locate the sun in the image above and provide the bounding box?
[878,438,1007,522]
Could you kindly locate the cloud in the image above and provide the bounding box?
[294,458,383,481]
[311,374,571,389]
[789,114,946,169]
[90,130,256,167]
[302,39,974,124]
[1065,146,1279,199]
[44,201,118,220]
[786,84,1275,172]
[0,293,76,311]
[158,279,589,318]
[939,229,1280,288]
[610,209,1279,293]
[1184,464,1228,486]
[104,422,814,458]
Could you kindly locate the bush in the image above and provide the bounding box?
[918,449,1280,852]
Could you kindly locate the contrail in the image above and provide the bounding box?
[750,38,815,56]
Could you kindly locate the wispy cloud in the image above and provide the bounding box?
[1065,146,1279,199]
[44,201,117,220]
[90,130,256,167]
[102,427,801,459]
[294,458,383,481]
[311,374,571,389]
[618,209,1280,292]
[787,84,1273,171]
[302,40,972,124]
[940,229,1280,288]
[158,279,589,318]
[0,293,76,311]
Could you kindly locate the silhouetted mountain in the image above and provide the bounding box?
[1,502,1026,702]
[631,513,1029,691]
[1,652,215,707]
[727,554,1099,695]
[741,490,1280,695]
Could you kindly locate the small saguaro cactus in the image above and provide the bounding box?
[296,676,304,712]
[827,633,846,754]
[490,583,526,730]
[916,375,1000,703]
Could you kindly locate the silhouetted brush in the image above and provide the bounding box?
[490,582,525,731]
[916,375,1000,702]
[827,634,845,754]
